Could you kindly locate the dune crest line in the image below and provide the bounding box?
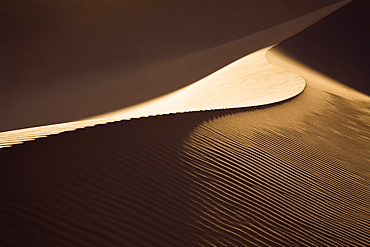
[0,0,353,148]
[0,0,351,132]
[0,46,305,148]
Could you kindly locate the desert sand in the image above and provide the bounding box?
[0,0,347,132]
[1,0,369,246]
[0,0,350,148]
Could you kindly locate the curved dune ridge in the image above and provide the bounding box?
[0,0,353,148]
[0,0,347,132]
[0,47,306,148]
[84,47,305,119]
[0,0,350,133]
[1,0,370,246]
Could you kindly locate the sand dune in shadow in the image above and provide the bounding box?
[273,0,369,96]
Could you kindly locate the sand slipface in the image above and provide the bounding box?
[1,0,370,246]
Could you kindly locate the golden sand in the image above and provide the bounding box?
[1,1,369,246]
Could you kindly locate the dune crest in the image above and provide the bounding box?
[0,0,353,148]
[0,0,351,132]
[0,47,304,148]
[86,47,305,119]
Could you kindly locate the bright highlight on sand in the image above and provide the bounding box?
[87,47,305,120]
[0,47,305,148]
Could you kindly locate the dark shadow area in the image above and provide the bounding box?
[275,0,370,95]
[0,103,280,246]
[0,0,340,131]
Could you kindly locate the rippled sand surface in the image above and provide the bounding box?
[1,0,369,246]
[1,60,369,245]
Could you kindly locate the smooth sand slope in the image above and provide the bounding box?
[0,46,306,148]
[1,1,369,246]
[0,0,347,131]
[86,47,305,120]
[0,0,351,148]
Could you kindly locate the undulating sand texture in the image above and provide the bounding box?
[1,60,369,245]
[1,0,369,246]
[181,78,370,246]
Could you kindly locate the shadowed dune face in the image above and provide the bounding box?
[0,0,344,131]
[0,106,257,246]
[1,73,369,246]
[274,0,370,95]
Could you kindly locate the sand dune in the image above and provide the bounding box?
[80,47,306,119]
[182,83,370,245]
[1,0,369,246]
[1,61,369,245]
[0,0,351,148]
[0,46,306,148]
[0,0,349,132]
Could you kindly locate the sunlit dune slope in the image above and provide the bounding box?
[0,0,349,131]
[86,47,305,119]
[0,0,351,148]
[180,68,370,245]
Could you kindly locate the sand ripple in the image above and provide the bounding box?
[182,91,370,245]
[1,80,369,246]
